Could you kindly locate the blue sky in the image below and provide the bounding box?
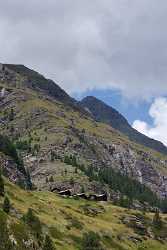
[74,90,167,146]
[74,89,153,126]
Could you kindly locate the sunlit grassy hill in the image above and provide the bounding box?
[0,179,167,250]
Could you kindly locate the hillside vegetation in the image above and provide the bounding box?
[0,64,167,249]
[0,178,167,250]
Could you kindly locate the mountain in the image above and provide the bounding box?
[0,63,167,249]
[2,63,75,105]
[80,96,167,155]
[0,63,167,199]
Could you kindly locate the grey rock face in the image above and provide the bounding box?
[24,128,167,199]
[0,153,27,186]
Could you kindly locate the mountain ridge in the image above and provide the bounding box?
[2,63,75,104]
[1,63,167,202]
[80,96,167,155]
[2,63,167,156]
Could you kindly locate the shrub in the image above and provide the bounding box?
[69,217,83,230]
[43,235,55,250]
[81,231,104,250]
[15,140,31,151]
[49,226,63,240]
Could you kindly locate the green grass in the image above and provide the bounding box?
[0,179,167,250]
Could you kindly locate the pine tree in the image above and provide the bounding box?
[43,235,55,250]
[81,185,85,193]
[26,168,32,190]
[153,209,162,229]
[75,167,78,174]
[0,212,13,249]
[72,155,77,167]
[3,196,11,214]
[64,155,70,165]
[160,198,167,213]
[50,151,55,161]
[23,208,42,238]
[8,108,14,121]
[0,171,4,196]
[49,176,54,182]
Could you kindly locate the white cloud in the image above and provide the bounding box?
[133,98,167,146]
[1,1,167,99]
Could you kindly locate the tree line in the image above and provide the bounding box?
[64,154,167,212]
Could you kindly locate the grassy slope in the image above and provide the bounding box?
[0,84,167,249]
[0,179,167,250]
[0,86,165,156]
[0,83,166,161]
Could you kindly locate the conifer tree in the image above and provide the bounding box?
[49,176,54,182]
[153,209,162,229]
[23,208,42,238]
[72,155,77,167]
[0,212,13,249]
[50,150,55,161]
[3,196,11,214]
[43,235,55,250]
[81,185,85,193]
[0,170,4,196]
[8,108,14,121]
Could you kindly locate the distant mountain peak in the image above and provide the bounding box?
[80,96,167,155]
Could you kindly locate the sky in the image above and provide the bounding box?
[1,0,167,145]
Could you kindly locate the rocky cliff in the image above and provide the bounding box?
[0,63,167,202]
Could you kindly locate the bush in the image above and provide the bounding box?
[49,226,63,240]
[69,217,83,230]
[15,140,31,151]
[81,231,104,250]
[43,235,55,250]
